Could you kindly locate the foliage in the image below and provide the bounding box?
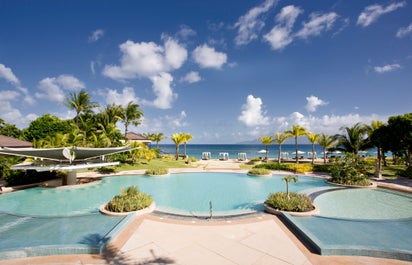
[282,175,297,199]
[248,168,270,176]
[106,186,153,212]
[0,119,23,138]
[329,153,371,186]
[401,166,412,178]
[312,164,331,172]
[121,101,143,137]
[145,167,168,175]
[254,162,313,173]
[266,192,314,212]
[258,135,274,161]
[318,133,336,164]
[97,166,117,174]
[334,123,371,154]
[23,114,72,142]
[2,168,64,186]
[274,132,288,163]
[284,125,307,164]
[171,133,185,160]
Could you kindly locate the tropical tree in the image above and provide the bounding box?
[121,101,143,137]
[366,120,384,179]
[384,113,412,167]
[64,90,99,128]
[306,132,319,164]
[334,123,370,155]
[101,103,123,127]
[318,134,335,164]
[282,175,298,200]
[150,132,164,148]
[0,119,22,138]
[284,125,307,164]
[258,135,274,161]
[274,132,287,163]
[182,133,193,159]
[171,133,185,160]
[23,114,72,141]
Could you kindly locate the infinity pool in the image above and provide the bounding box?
[0,172,331,217]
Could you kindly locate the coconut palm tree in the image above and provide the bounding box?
[182,133,193,159]
[334,123,370,155]
[284,125,307,164]
[121,101,143,137]
[282,175,298,200]
[274,132,288,163]
[318,134,335,164]
[171,133,185,160]
[144,132,164,148]
[306,132,319,164]
[258,135,274,161]
[64,90,99,128]
[367,120,384,179]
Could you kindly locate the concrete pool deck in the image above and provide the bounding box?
[1,160,411,264]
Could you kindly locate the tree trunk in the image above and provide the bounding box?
[295,137,299,164]
[374,147,383,179]
[278,144,282,164]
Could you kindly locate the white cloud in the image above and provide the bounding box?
[396,22,412,38]
[234,0,277,46]
[35,75,85,102]
[238,94,270,127]
[295,12,338,39]
[0,63,20,85]
[103,38,187,80]
[145,72,176,109]
[305,95,328,112]
[357,2,406,28]
[181,71,201,83]
[192,44,227,69]
[143,111,188,133]
[89,29,104,42]
[105,87,139,107]
[374,64,401,73]
[176,25,196,40]
[263,5,303,50]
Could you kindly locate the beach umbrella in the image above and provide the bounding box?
[258,149,267,154]
[291,151,305,155]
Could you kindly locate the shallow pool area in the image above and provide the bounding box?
[284,187,412,261]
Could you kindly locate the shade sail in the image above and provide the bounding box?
[0,146,133,162]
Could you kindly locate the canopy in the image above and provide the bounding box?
[258,149,267,154]
[292,151,305,155]
[0,146,133,162]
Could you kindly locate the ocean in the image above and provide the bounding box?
[154,144,328,160]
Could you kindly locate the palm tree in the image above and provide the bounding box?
[282,175,298,200]
[334,123,369,155]
[366,120,384,179]
[274,132,288,163]
[318,134,335,164]
[284,125,307,164]
[306,132,319,164]
[258,135,274,161]
[64,90,99,128]
[171,133,185,160]
[121,101,143,137]
[144,132,164,148]
[182,133,193,159]
[102,103,123,126]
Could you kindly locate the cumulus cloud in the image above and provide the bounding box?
[238,94,270,127]
[192,44,227,69]
[88,29,104,42]
[180,71,201,83]
[263,5,303,50]
[35,74,85,102]
[103,38,187,80]
[374,64,401,73]
[105,87,139,107]
[305,95,328,112]
[144,111,188,132]
[176,25,196,40]
[357,2,406,28]
[0,63,20,85]
[143,72,176,109]
[295,12,338,39]
[234,0,277,46]
[396,22,412,38]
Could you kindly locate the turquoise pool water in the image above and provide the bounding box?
[0,173,331,217]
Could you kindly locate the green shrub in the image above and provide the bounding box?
[312,164,331,172]
[97,166,117,174]
[248,168,270,176]
[266,192,314,212]
[2,169,63,186]
[254,162,313,173]
[254,162,288,170]
[401,166,412,178]
[145,167,168,175]
[329,153,371,186]
[106,186,153,212]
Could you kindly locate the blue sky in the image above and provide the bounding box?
[0,0,411,144]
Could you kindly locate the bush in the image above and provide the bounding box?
[248,168,270,176]
[145,167,168,175]
[312,164,331,172]
[266,192,314,212]
[254,162,313,173]
[97,166,117,174]
[106,186,153,212]
[287,164,313,173]
[329,153,371,186]
[401,166,412,178]
[2,169,64,186]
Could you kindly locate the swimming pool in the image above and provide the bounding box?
[0,172,332,217]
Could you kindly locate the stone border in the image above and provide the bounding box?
[247,173,272,177]
[99,201,156,216]
[327,180,377,188]
[263,202,320,217]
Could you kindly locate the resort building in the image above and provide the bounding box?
[0,135,32,148]
[124,132,151,145]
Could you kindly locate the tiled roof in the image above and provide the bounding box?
[125,132,150,141]
[0,135,33,148]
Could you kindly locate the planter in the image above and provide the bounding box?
[247,173,272,177]
[99,201,156,216]
[263,202,320,217]
[327,180,377,188]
